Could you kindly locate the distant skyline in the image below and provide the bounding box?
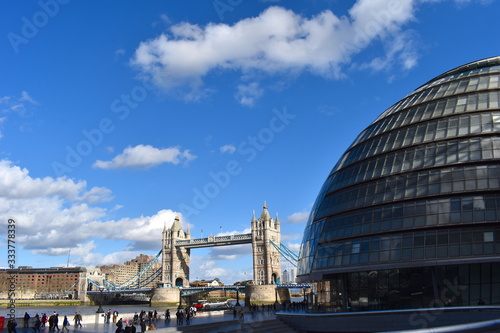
[1,0,499,283]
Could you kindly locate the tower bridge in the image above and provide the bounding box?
[86,203,307,305]
[161,202,283,288]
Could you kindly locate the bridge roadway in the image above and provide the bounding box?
[88,285,247,296]
[87,284,311,296]
[175,233,252,248]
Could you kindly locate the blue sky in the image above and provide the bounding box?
[0,0,499,284]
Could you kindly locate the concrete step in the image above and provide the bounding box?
[159,319,237,332]
[218,318,299,333]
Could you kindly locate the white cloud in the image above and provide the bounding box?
[281,233,301,241]
[0,91,38,137]
[358,29,419,73]
[114,49,126,59]
[33,240,97,257]
[78,249,148,267]
[208,244,252,260]
[194,259,250,283]
[132,1,418,101]
[160,14,172,25]
[0,160,111,202]
[0,90,39,139]
[284,242,301,253]
[20,91,38,105]
[235,82,263,106]
[286,210,309,224]
[219,144,236,154]
[0,160,186,266]
[93,144,196,170]
[0,91,37,115]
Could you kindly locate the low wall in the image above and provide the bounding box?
[245,285,290,304]
[82,308,228,325]
[82,312,137,325]
[278,306,500,333]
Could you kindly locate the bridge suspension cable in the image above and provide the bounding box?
[108,249,162,290]
[88,250,162,291]
[269,240,298,267]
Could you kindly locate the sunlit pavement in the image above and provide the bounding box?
[9,310,283,333]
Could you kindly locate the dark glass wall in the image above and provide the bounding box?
[298,57,500,286]
[312,263,500,312]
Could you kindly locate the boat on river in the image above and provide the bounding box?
[192,300,231,311]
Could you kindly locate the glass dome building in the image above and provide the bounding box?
[297,56,500,311]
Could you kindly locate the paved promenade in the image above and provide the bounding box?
[6,309,279,333]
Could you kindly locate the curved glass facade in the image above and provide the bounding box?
[297,57,500,310]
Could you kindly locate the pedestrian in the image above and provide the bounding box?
[113,310,119,323]
[62,316,70,333]
[106,309,112,324]
[41,314,47,327]
[148,310,153,323]
[33,316,41,333]
[48,313,55,331]
[24,312,31,328]
[164,309,170,322]
[140,318,147,333]
[176,309,183,325]
[53,313,60,331]
[116,318,123,333]
[33,316,42,333]
[7,319,17,333]
[73,312,82,328]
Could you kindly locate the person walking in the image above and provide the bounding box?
[164,309,170,322]
[23,312,30,328]
[7,319,17,333]
[139,318,147,333]
[115,318,123,333]
[48,313,55,331]
[53,313,60,331]
[33,316,41,333]
[61,316,70,333]
[73,312,82,328]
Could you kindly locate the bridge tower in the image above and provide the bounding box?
[251,202,281,285]
[161,216,190,287]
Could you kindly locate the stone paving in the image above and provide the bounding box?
[7,310,280,333]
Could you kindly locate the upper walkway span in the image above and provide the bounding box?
[175,233,252,249]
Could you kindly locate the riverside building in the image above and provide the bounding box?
[297,56,500,312]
